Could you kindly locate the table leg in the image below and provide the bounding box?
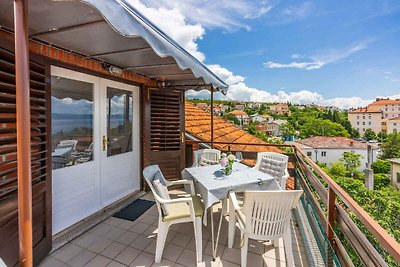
[211,200,226,261]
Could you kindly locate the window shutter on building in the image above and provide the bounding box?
[0,38,51,266]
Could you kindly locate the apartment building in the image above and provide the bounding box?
[270,103,291,116]
[386,117,400,133]
[228,110,250,125]
[369,98,400,119]
[251,114,273,123]
[348,107,382,135]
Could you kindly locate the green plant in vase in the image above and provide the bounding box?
[220,153,236,175]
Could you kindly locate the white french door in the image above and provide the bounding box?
[51,66,140,234]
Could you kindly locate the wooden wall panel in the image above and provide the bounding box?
[143,88,185,183]
[0,36,51,266]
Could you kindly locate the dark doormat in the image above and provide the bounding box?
[113,199,155,221]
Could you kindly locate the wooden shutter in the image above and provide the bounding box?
[143,88,185,182]
[0,37,51,266]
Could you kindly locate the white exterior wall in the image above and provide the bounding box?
[300,147,378,170]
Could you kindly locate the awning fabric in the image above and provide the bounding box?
[0,0,228,93]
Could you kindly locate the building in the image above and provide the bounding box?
[296,136,378,170]
[348,107,382,135]
[251,114,273,123]
[235,104,245,111]
[369,98,400,119]
[0,1,228,265]
[270,103,291,116]
[228,110,250,125]
[246,102,262,109]
[256,123,269,134]
[267,119,287,136]
[388,159,400,189]
[219,104,229,113]
[386,117,400,133]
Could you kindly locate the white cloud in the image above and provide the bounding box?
[127,0,206,61]
[136,0,272,31]
[264,42,370,70]
[290,53,305,59]
[187,65,399,109]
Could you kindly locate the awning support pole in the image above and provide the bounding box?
[14,0,33,266]
[210,89,214,148]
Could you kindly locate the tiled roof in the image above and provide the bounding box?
[348,107,381,113]
[229,110,248,116]
[369,99,400,106]
[185,102,282,153]
[389,117,400,121]
[297,136,372,149]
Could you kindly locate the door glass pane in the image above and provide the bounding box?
[107,87,133,157]
[51,76,94,170]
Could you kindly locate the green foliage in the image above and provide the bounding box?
[340,152,362,178]
[377,131,388,142]
[328,161,347,177]
[364,128,377,141]
[332,176,400,266]
[225,114,240,125]
[374,173,391,190]
[380,132,400,159]
[372,159,391,174]
[279,123,295,137]
[299,118,350,138]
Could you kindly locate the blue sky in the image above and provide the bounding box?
[131,0,400,108]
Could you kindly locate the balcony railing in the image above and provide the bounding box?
[185,140,400,266]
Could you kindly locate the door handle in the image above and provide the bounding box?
[102,135,107,151]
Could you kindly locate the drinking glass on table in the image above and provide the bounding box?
[235,152,243,162]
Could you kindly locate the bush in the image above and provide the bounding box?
[372,159,391,174]
[374,173,390,190]
[329,161,347,177]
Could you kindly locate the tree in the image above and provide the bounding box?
[363,128,377,141]
[371,159,391,174]
[225,114,240,125]
[279,123,295,138]
[328,161,347,177]
[300,118,350,138]
[340,152,362,178]
[380,132,400,159]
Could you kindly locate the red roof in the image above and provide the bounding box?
[297,136,371,149]
[348,107,381,113]
[369,98,400,106]
[229,110,248,116]
[389,117,400,121]
[185,102,282,153]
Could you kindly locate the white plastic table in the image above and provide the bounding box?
[182,162,281,259]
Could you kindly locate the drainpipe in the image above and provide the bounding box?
[14,0,33,266]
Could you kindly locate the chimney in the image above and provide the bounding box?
[349,141,354,146]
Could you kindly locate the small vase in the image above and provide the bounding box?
[224,162,233,175]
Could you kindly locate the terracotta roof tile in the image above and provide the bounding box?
[185,102,282,153]
[297,136,374,149]
[229,110,248,116]
[369,99,400,106]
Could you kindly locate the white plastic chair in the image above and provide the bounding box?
[58,140,78,150]
[253,152,290,190]
[143,165,204,264]
[228,190,303,267]
[192,149,221,167]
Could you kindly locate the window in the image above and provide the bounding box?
[397,173,400,183]
[362,122,365,125]
[368,115,371,119]
[357,122,359,125]
[321,151,327,157]
[357,115,359,119]
[307,152,312,157]
[369,122,371,125]
[386,114,388,118]
[394,123,398,126]
[51,76,94,170]
[363,115,365,119]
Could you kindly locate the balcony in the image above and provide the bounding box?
[36,142,399,267]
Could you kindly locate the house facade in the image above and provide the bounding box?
[251,114,273,123]
[386,117,400,133]
[348,107,382,135]
[388,159,400,189]
[228,110,250,125]
[269,103,291,116]
[296,136,378,170]
[369,98,400,119]
[0,1,227,265]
